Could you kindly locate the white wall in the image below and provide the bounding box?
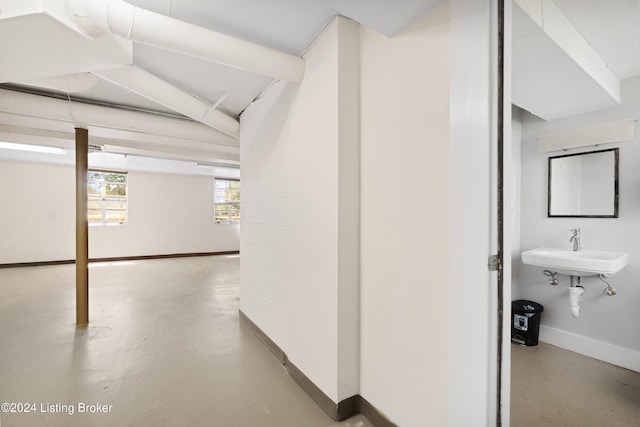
[516,74,640,361]
[336,16,361,403]
[91,171,239,258]
[359,4,450,426]
[238,80,294,354]
[0,159,239,263]
[241,3,501,424]
[240,16,360,403]
[0,160,75,262]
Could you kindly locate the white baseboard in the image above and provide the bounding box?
[539,325,640,373]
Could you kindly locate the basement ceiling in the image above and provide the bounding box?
[106,0,447,118]
[513,0,640,120]
[554,0,640,80]
[1,0,640,164]
[2,0,446,119]
[0,0,443,164]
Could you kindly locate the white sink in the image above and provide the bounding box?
[521,247,628,277]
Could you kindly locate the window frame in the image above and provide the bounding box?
[214,178,240,224]
[88,169,128,226]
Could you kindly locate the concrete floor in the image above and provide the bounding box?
[4,256,638,427]
[0,256,371,427]
[511,342,640,426]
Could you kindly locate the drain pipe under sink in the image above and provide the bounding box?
[569,276,584,318]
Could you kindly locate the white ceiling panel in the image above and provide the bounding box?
[67,80,180,115]
[132,44,274,116]
[554,0,640,80]
[0,14,130,83]
[127,0,445,54]
[332,0,445,37]
[513,29,619,120]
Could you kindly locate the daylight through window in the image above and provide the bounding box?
[88,170,127,225]
[214,179,240,223]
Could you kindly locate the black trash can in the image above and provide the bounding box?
[511,300,544,346]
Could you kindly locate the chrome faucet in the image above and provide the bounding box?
[569,228,581,251]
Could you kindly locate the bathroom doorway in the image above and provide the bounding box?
[509,0,640,425]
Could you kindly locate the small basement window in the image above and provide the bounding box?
[88,170,127,225]
[214,178,240,223]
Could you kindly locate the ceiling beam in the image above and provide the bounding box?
[69,0,305,83]
[94,66,240,139]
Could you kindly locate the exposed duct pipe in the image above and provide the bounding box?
[0,122,240,163]
[0,88,236,143]
[0,88,240,162]
[94,66,239,139]
[100,144,240,166]
[68,0,305,84]
[20,73,100,94]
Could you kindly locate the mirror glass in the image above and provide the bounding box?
[548,148,619,218]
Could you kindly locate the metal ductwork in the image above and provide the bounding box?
[94,66,240,138]
[68,0,305,84]
[1,0,307,139]
[0,88,240,163]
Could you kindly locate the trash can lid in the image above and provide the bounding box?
[512,300,544,313]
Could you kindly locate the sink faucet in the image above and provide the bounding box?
[569,228,581,251]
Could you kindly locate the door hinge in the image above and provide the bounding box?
[488,254,501,271]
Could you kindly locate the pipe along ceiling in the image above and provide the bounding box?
[0,0,306,140]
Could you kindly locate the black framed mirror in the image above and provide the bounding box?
[548,148,619,218]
